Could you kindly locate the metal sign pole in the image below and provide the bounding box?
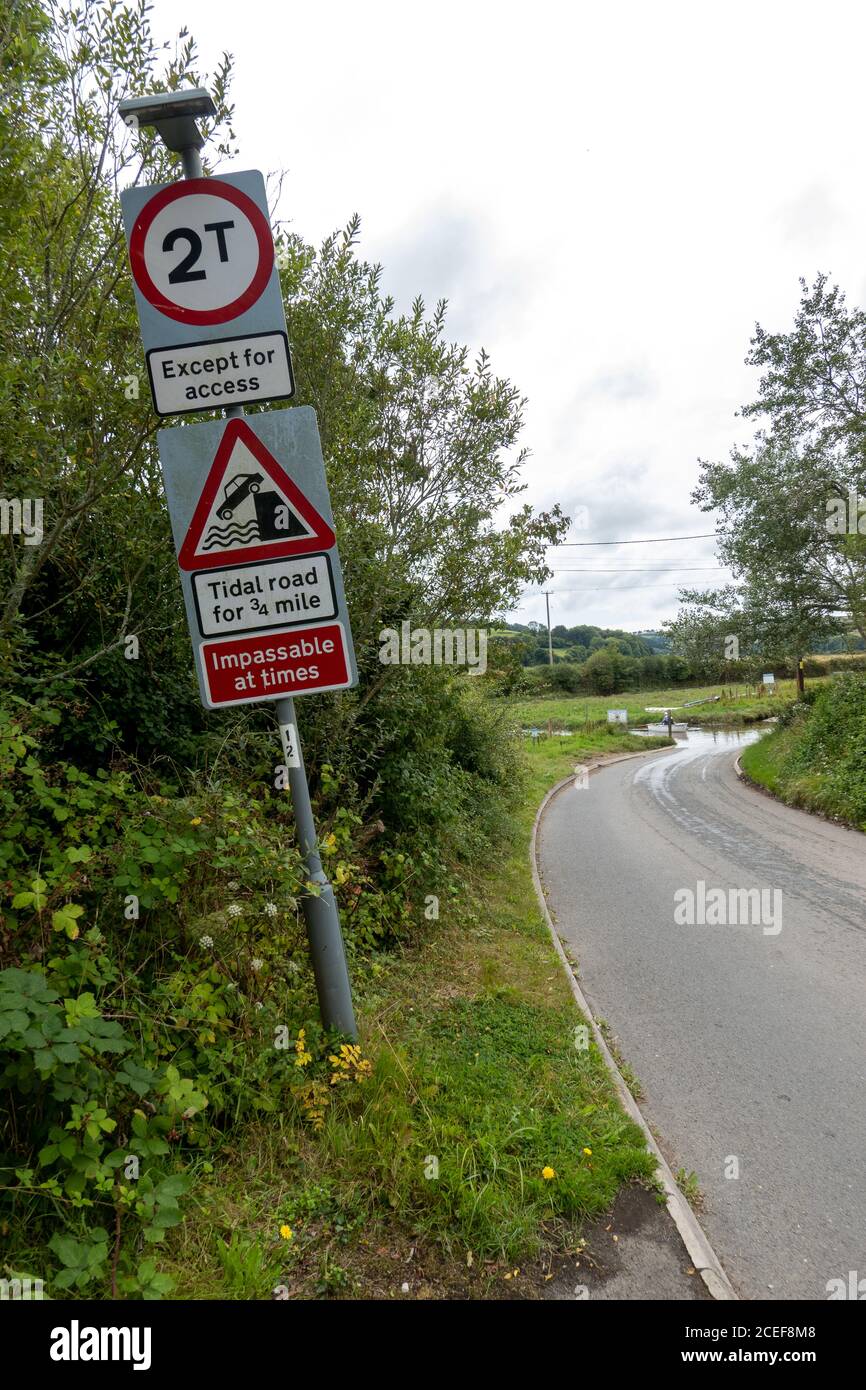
[170,143,356,1039]
[121,91,357,1038]
[277,696,357,1037]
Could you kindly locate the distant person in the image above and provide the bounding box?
[664,710,674,737]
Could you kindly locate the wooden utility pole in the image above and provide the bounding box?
[544,591,553,665]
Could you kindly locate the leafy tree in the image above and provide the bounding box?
[667,580,821,686]
[0,0,560,1298]
[0,1,564,775]
[0,0,238,756]
[690,276,866,647]
[580,648,617,694]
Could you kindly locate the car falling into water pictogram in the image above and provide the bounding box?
[216,472,263,520]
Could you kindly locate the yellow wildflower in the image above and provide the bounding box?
[279,1225,293,1240]
[542,1166,556,1180]
[294,1028,312,1068]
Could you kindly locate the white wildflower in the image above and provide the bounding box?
[199,934,214,949]
[264,901,278,917]
[251,957,264,972]
[227,904,242,918]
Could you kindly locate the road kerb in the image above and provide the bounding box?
[530,746,739,1302]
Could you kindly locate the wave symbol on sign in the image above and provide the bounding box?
[202,519,260,551]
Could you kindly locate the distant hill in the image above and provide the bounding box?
[502,622,667,666]
[635,630,671,653]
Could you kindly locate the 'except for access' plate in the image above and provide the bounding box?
[146,330,294,417]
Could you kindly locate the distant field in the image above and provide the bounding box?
[504,679,820,729]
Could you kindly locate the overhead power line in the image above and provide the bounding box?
[547,584,717,592]
[553,564,722,569]
[522,582,718,593]
[550,533,716,546]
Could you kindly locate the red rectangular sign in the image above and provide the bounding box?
[199,622,351,707]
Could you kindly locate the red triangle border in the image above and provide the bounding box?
[177,418,336,571]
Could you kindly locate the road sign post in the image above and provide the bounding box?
[275,695,356,1037]
[120,90,357,1039]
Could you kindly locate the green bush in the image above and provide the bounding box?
[742,674,866,827]
[0,696,407,1295]
[789,675,866,823]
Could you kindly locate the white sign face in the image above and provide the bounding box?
[146,331,293,416]
[128,179,273,324]
[607,709,628,723]
[762,673,775,685]
[192,555,336,636]
[175,422,334,571]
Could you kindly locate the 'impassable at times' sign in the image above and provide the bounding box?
[200,624,350,706]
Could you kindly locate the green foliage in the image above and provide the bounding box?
[741,674,866,827]
[0,699,303,1295]
[0,676,525,1294]
[214,1230,283,1299]
[317,991,656,1262]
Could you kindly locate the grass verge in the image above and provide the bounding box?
[740,678,866,830]
[160,726,669,1299]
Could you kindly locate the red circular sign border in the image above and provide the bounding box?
[129,178,274,326]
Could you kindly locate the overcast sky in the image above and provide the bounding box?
[150,0,866,632]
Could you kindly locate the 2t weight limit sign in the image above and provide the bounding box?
[128,178,274,325]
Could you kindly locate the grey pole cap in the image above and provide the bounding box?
[118,88,217,152]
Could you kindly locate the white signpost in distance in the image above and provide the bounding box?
[120,170,294,415]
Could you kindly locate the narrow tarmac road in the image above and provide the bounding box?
[538,729,866,1300]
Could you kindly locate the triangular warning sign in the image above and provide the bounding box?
[177,419,336,570]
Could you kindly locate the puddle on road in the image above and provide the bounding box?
[632,725,761,778]
[630,726,764,858]
[632,726,763,748]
